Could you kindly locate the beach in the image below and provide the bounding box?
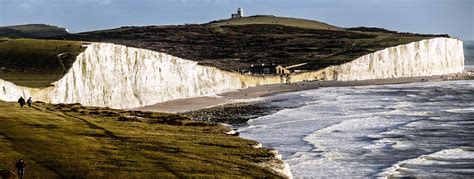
[137,71,473,114]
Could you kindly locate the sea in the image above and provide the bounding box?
[238,41,474,178]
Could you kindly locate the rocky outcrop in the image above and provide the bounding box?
[253,146,293,179]
[0,37,465,109]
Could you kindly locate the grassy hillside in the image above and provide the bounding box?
[0,101,283,178]
[0,38,85,88]
[209,15,341,30]
[66,16,446,72]
[0,24,69,38]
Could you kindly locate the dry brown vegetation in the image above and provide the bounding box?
[63,15,447,72]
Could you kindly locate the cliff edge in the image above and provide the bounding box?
[0,37,465,109]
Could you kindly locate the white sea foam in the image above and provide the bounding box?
[445,107,474,113]
[378,148,474,178]
[238,80,474,178]
[238,42,474,177]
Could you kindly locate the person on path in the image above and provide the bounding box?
[27,97,32,107]
[18,97,25,108]
[15,159,26,179]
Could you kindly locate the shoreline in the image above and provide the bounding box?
[136,71,474,114]
[136,71,472,179]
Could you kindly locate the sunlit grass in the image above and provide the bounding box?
[210,15,341,31]
[0,102,281,178]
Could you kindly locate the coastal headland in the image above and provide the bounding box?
[0,15,469,178]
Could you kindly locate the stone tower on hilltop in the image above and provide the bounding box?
[231,8,244,19]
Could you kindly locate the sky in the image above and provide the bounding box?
[0,0,473,40]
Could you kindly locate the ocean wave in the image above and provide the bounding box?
[378,147,474,178]
[445,107,474,114]
[239,80,474,177]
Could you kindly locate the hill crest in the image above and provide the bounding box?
[208,15,341,31]
[0,24,69,38]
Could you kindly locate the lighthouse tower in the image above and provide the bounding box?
[237,8,244,17]
[231,8,244,19]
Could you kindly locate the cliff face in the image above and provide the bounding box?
[0,43,280,108]
[314,38,464,80]
[0,38,464,109]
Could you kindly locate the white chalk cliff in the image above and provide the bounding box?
[289,37,464,81]
[315,37,465,80]
[0,43,280,108]
[0,37,465,109]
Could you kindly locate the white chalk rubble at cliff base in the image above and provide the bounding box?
[0,37,465,109]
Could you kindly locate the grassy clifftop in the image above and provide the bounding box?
[0,38,85,88]
[0,24,69,38]
[0,102,284,178]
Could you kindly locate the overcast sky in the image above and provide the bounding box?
[0,0,473,40]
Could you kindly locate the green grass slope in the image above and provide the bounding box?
[209,15,341,30]
[0,102,283,178]
[0,38,85,88]
[0,24,69,38]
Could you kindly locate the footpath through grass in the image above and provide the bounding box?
[0,102,282,178]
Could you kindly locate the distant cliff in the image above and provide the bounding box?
[292,37,464,81]
[0,37,464,109]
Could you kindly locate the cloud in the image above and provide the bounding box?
[74,0,113,5]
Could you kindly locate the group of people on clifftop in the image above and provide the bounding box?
[17,97,32,108]
[12,97,31,179]
[10,97,33,178]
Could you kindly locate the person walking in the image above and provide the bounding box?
[15,159,26,179]
[27,97,33,107]
[18,97,25,108]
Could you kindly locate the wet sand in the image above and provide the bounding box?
[136,72,473,113]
